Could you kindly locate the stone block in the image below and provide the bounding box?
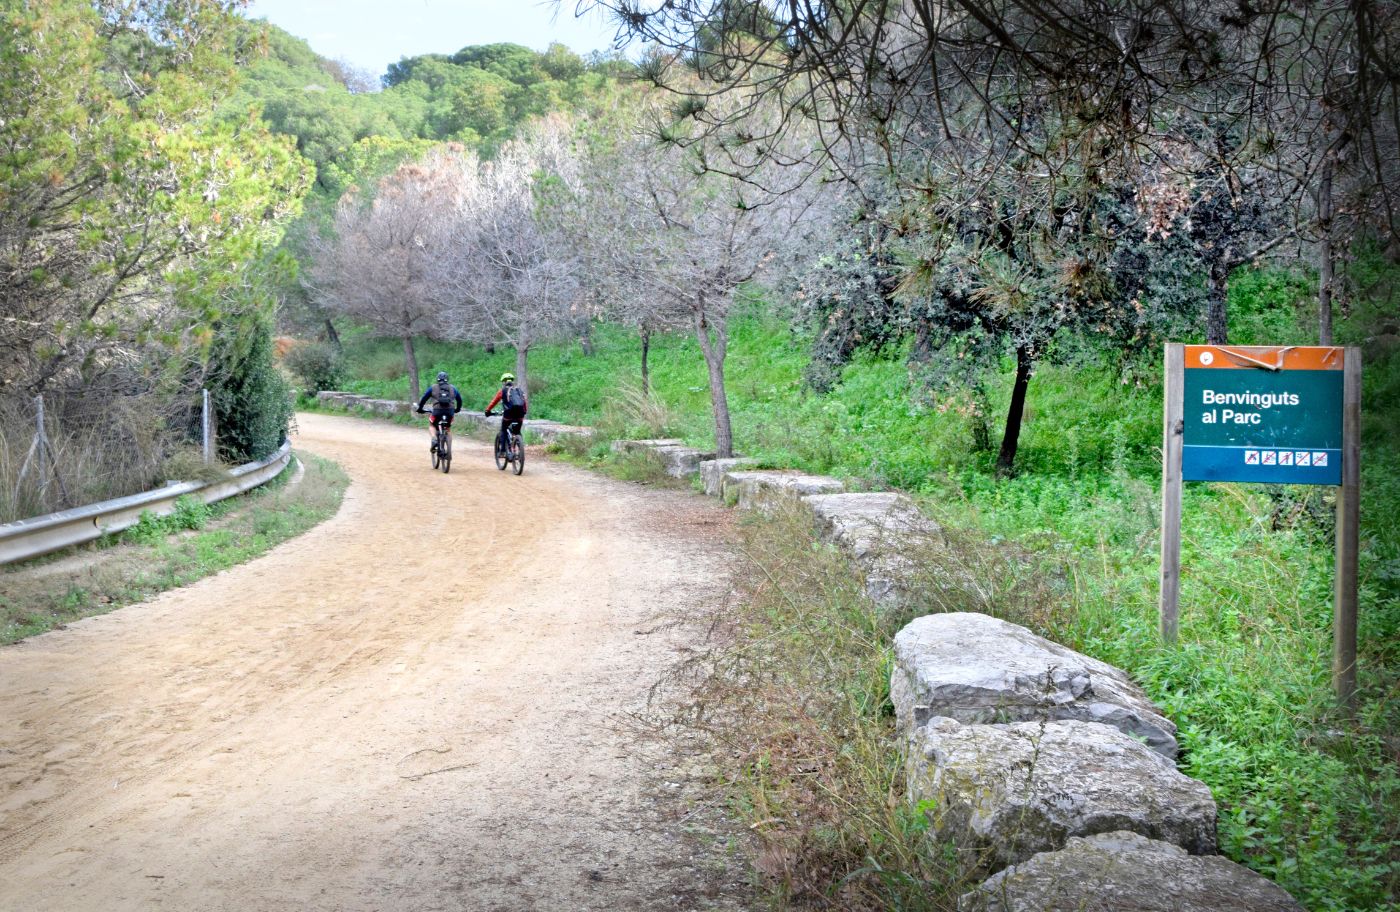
[700,458,758,497]
[957,831,1304,912]
[654,446,713,478]
[722,470,844,510]
[805,492,942,607]
[892,612,1178,759]
[610,438,685,454]
[910,718,1216,874]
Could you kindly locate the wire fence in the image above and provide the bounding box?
[0,389,218,524]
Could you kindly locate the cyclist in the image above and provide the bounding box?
[483,372,527,456]
[415,371,462,453]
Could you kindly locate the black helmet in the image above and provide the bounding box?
[436,371,449,383]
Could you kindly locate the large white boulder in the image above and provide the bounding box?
[910,718,1217,874]
[892,612,1178,758]
[957,831,1304,912]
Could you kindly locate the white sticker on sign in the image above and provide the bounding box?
[1262,451,1278,465]
[1245,450,1260,465]
[1296,452,1312,467]
[1279,451,1294,465]
[1313,452,1328,467]
[1199,350,1215,366]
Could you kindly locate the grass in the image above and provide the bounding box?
[333,270,1399,910]
[0,453,349,644]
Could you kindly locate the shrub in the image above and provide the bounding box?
[283,341,346,394]
[207,318,292,462]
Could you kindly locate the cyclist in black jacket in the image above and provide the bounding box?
[415,371,462,453]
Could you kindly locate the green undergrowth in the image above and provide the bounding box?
[0,453,349,644]
[931,471,1398,910]
[336,287,1398,909]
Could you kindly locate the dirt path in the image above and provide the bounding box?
[0,412,748,911]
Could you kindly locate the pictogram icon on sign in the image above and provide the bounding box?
[1279,451,1294,465]
[1244,450,1260,464]
[1296,452,1311,466]
[1313,452,1328,467]
[1262,450,1277,465]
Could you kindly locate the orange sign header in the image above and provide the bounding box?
[1184,345,1345,371]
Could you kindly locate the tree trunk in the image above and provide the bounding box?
[402,335,420,402]
[1318,154,1335,346]
[324,318,342,352]
[639,325,651,394]
[1206,259,1230,345]
[579,319,594,356]
[694,305,733,459]
[995,345,1034,477]
[514,346,529,399]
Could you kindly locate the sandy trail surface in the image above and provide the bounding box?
[0,412,747,911]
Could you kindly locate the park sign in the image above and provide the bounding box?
[1183,346,1345,485]
[1160,344,1361,709]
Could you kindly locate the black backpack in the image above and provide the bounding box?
[504,385,526,409]
[433,382,454,407]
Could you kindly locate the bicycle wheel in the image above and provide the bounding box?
[511,434,524,475]
[494,432,508,471]
[440,429,452,473]
[431,435,440,470]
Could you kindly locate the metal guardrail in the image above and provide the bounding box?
[0,441,293,567]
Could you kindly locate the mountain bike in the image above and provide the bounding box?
[494,420,524,475]
[422,410,452,473]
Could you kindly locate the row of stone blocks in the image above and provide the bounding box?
[313,392,593,443]
[611,437,1302,911]
[893,612,1303,910]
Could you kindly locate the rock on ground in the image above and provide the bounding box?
[892,612,1178,758]
[653,446,714,478]
[804,492,942,608]
[957,831,1305,912]
[611,439,686,453]
[722,470,844,510]
[610,439,708,476]
[700,458,758,497]
[909,718,1217,874]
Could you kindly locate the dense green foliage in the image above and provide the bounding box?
[226,27,632,186]
[336,270,1399,909]
[207,316,292,461]
[0,0,314,521]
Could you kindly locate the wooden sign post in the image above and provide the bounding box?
[1160,344,1362,707]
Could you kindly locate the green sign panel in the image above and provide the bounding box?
[1181,346,1344,485]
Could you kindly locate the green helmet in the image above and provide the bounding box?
[500,372,515,383]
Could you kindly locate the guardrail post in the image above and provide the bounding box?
[34,397,45,505]
[202,389,212,464]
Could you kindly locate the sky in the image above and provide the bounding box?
[244,0,631,78]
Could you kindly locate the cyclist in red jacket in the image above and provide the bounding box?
[483,372,527,455]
